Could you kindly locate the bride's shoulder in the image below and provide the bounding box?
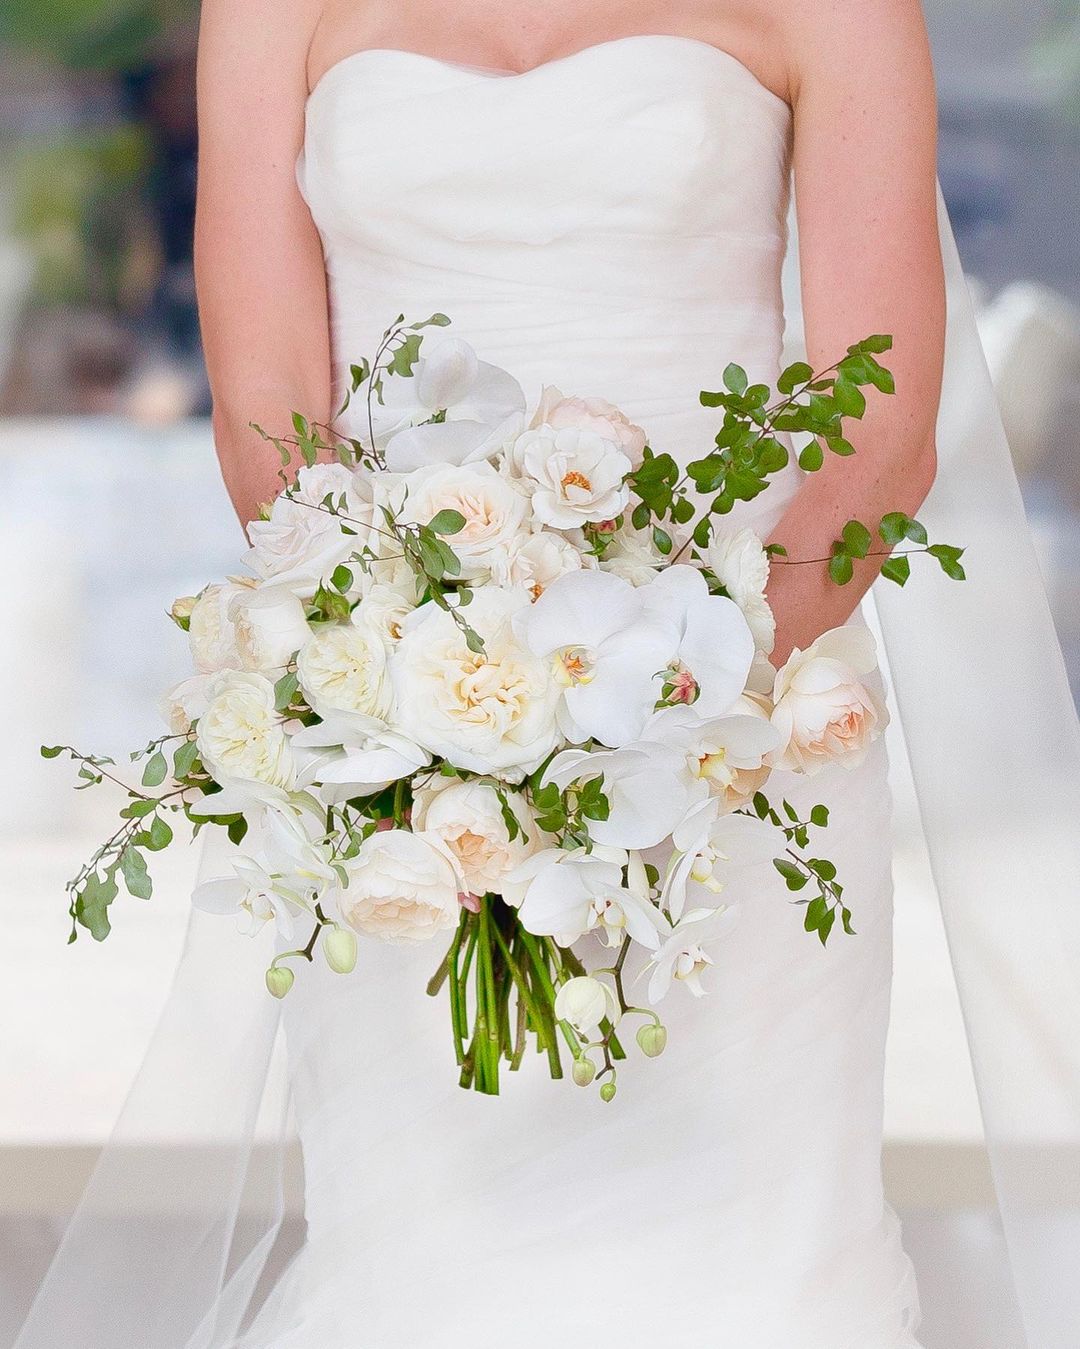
[769,0,935,107]
[198,0,324,97]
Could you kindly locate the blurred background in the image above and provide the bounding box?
[0,4,1077,1347]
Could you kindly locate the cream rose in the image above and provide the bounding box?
[230,586,312,673]
[531,385,647,465]
[411,778,537,895]
[490,529,589,599]
[245,464,366,597]
[708,529,776,655]
[188,580,255,673]
[354,583,416,645]
[337,829,461,944]
[161,673,212,735]
[296,616,392,723]
[770,627,888,775]
[600,518,665,587]
[510,425,631,529]
[391,588,560,777]
[399,461,528,581]
[196,671,295,788]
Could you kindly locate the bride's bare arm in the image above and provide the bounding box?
[767,0,945,664]
[195,0,329,531]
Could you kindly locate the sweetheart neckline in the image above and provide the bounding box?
[305,33,791,117]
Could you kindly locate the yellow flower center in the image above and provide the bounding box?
[553,645,596,687]
[561,470,593,493]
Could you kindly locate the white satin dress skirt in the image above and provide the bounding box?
[235,35,924,1349]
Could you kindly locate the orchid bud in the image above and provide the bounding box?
[323,926,358,975]
[599,1080,617,1103]
[637,1022,668,1058]
[554,976,618,1037]
[572,1057,597,1088]
[265,965,294,999]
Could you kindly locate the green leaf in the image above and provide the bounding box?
[173,739,200,779]
[631,502,651,530]
[410,312,451,329]
[753,792,771,820]
[77,871,118,942]
[904,517,929,546]
[652,526,673,556]
[773,859,809,891]
[40,744,64,759]
[120,846,152,900]
[810,804,830,828]
[841,907,856,935]
[841,520,872,559]
[428,508,467,536]
[825,436,856,457]
[878,512,909,546]
[798,441,824,473]
[120,798,158,819]
[464,625,486,656]
[349,360,371,390]
[723,363,748,395]
[880,554,911,586]
[808,857,837,882]
[291,411,309,437]
[274,671,300,711]
[833,378,866,419]
[828,552,854,586]
[928,544,967,581]
[764,543,787,557]
[804,895,829,931]
[777,360,813,395]
[141,751,167,788]
[331,564,354,592]
[855,334,893,354]
[147,815,174,852]
[387,332,423,378]
[817,906,837,946]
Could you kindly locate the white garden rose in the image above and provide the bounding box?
[230,586,312,672]
[392,588,560,776]
[296,616,393,723]
[600,518,665,586]
[490,529,589,599]
[161,673,212,735]
[196,671,295,789]
[188,580,255,673]
[399,461,528,581]
[554,976,619,1038]
[245,464,365,598]
[770,626,888,775]
[411,778,538,895]
[708,528,776,655]
[510,425,631,528]
[531,385,647,464]
[354,583,416,645]
[337,829,462,944]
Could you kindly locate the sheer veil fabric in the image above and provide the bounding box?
[11,36,1080,1349]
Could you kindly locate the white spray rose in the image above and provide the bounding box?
[196,671,295,789]
[708,528,776,655]
[770,626,888,775]
[296,616,393,724]
[554,976,620,1037]
[337,829,462,944]
[490,529,589,598]
[188,580,255,673]
[600,518,665,587]
[230,586,312,672]
[161,673,212,735]
[355,582,416,645]
[530,386,646,464]
[510,425,631,528]
[399,462,528,581]
[245,464,364,598]
[392,588,560,777]
[411,778,537,896]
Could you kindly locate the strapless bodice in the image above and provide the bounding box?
[297,36,800,530]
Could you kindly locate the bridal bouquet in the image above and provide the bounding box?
[48,314,964,1098]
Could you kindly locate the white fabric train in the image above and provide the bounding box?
[12,34,1080,1349]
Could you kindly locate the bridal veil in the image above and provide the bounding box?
[10,188,1080,1349]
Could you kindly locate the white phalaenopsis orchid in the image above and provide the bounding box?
[641,566,756,719]
[374,336,527,472]
[643,701,781,813]
[663,804,779,922]
[645,907,741,1004]
[542,743,694,850]
[554,976,619,1037]
[192,806,337,939]
[513,569,676,747]
[290,713,431,803]
[509,846,664,950]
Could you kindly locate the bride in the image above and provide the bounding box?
[13,3,1080,1348]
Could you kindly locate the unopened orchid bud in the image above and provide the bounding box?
[572,1057,597,1088]
[599,1079,617,1103]
[637,1022,668,1058]
[324,926,358,975]
[265,965,294,999]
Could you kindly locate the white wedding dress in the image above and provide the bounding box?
[232,35,923,1348]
